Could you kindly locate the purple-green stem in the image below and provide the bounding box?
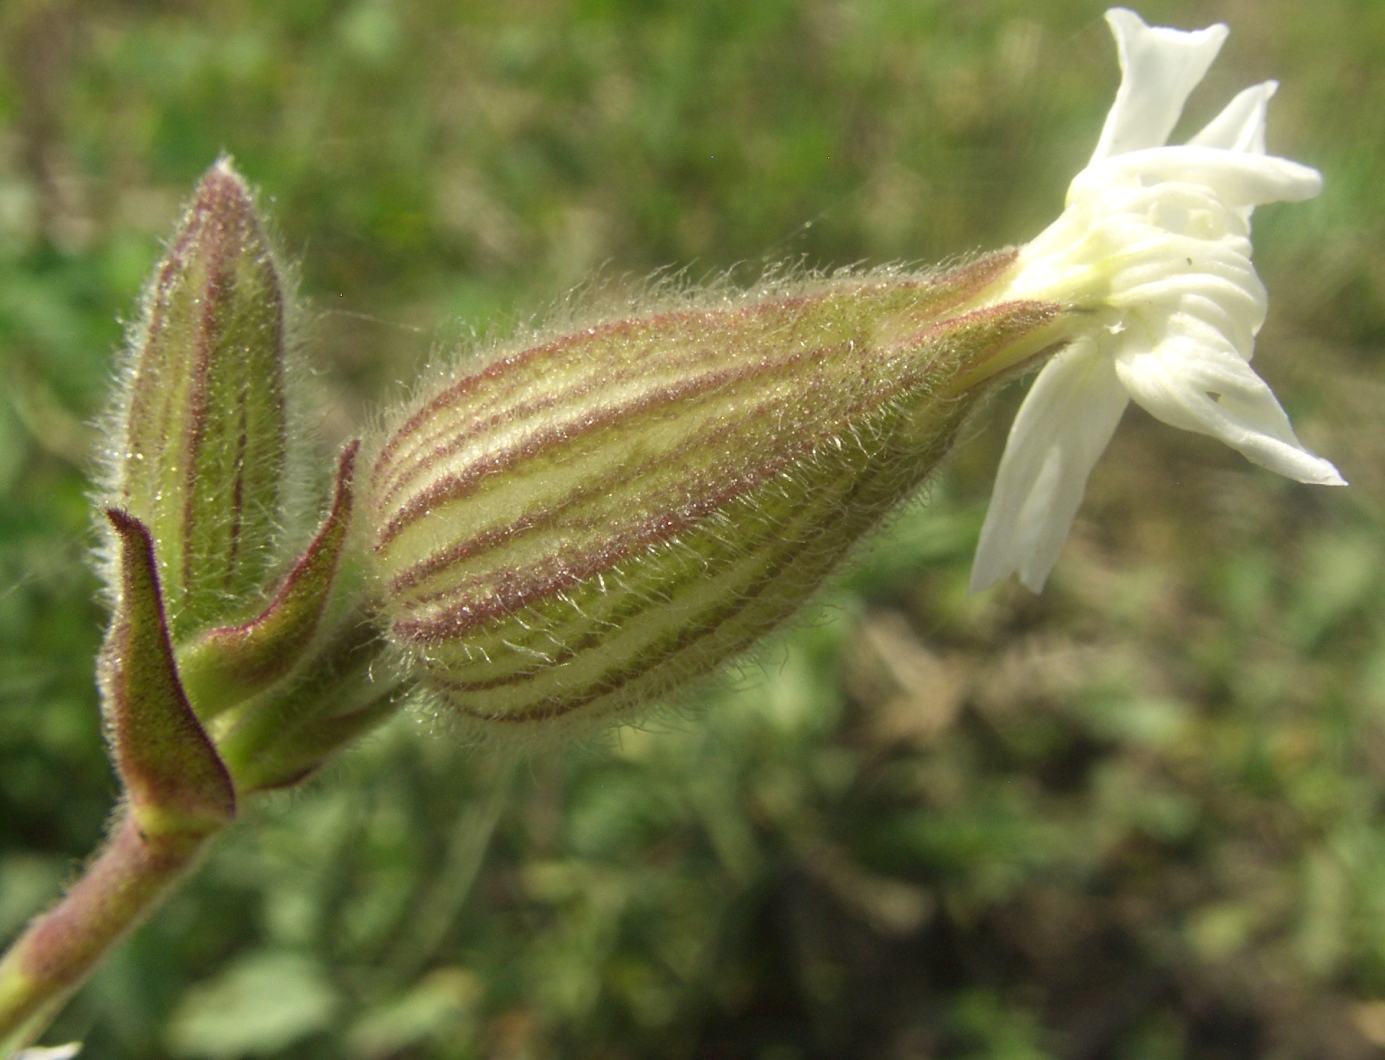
[0,811,225,1054]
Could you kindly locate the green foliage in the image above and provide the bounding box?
[2,0,1381,1056]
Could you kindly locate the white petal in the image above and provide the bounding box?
[1113,336,1346,485]
[1092,9,1228,163]
[1093,146,1323,207]
[1189,81,1276,153]
[970,341,1130,594]
[1107,242,1266,360]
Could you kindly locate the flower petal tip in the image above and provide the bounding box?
[1093,8,1229,162]
[1312,463,1348,488]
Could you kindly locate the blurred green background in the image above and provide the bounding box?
[2,0,1382,1056]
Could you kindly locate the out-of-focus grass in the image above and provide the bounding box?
[2,1,1382,1057]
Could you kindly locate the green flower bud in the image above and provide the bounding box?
[367,252,1065,740]
[105,158,294,639]
[92,163,396,791]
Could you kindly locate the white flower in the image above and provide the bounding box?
[969,7,1343,594]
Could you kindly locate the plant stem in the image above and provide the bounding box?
[0,810,224,1055]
